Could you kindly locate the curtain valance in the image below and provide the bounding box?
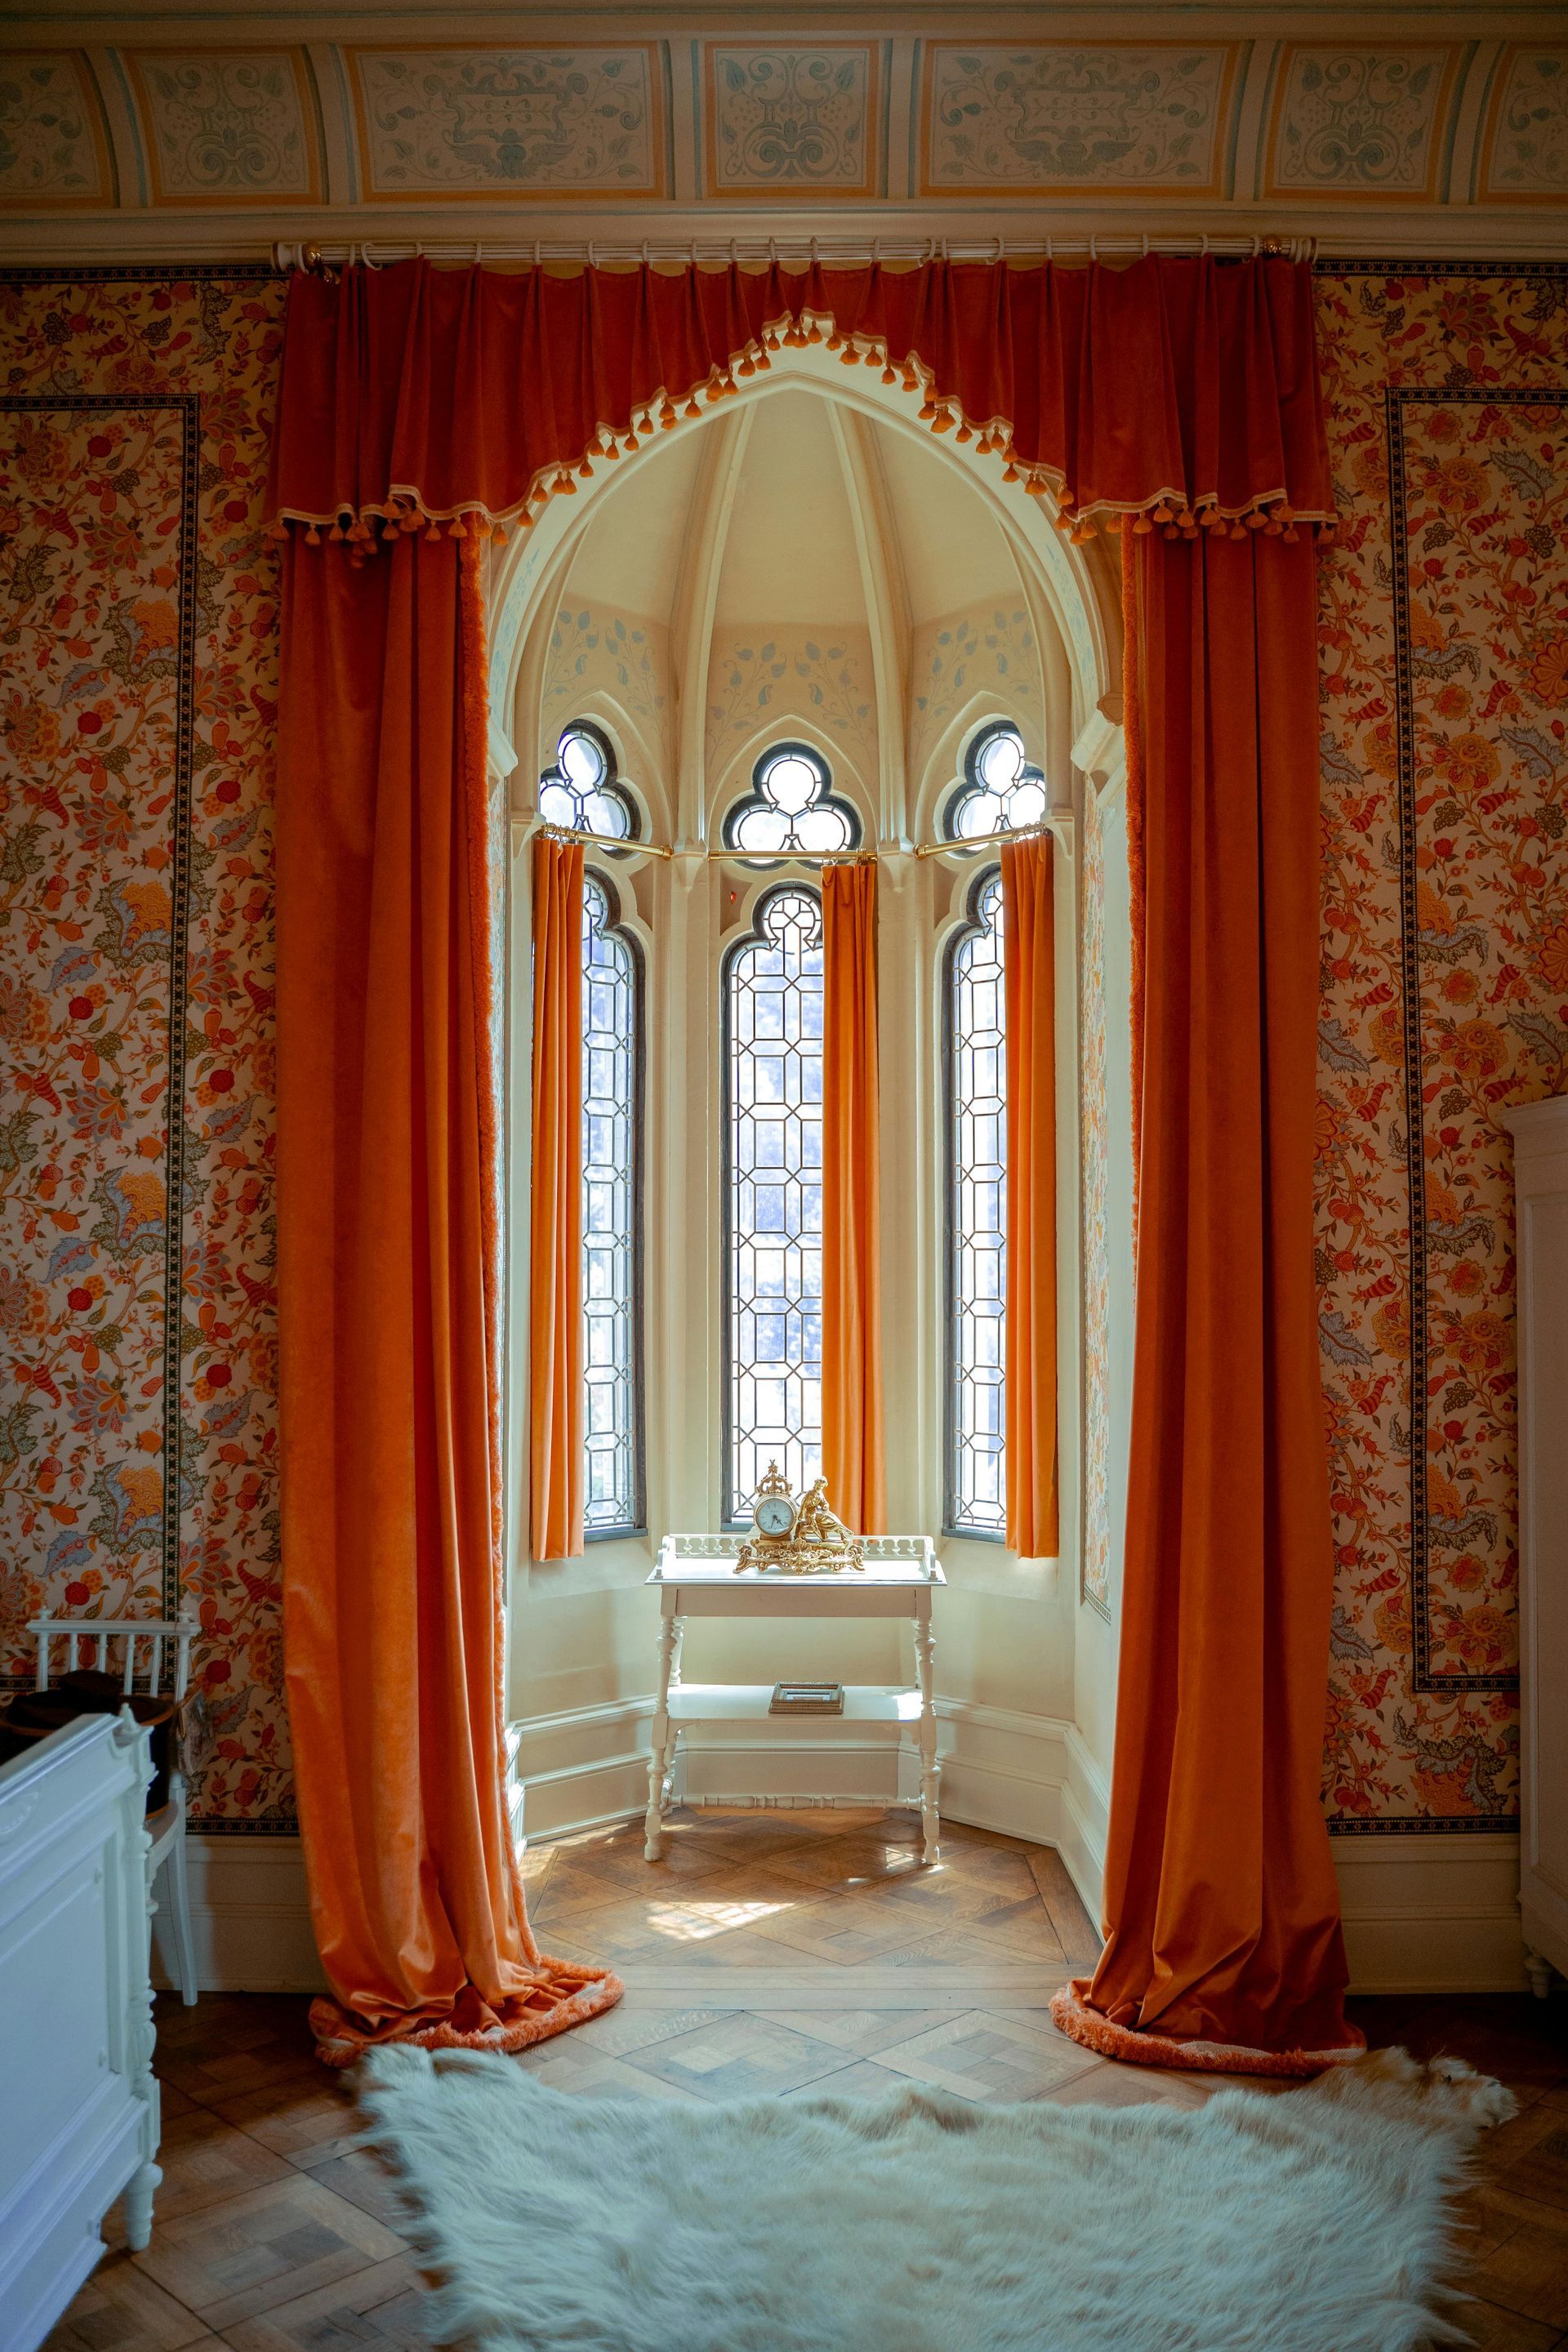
[266,256,1333,544]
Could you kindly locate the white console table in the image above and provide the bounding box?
[644,1535,945,1865]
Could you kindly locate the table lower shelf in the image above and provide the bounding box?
[664,1684,925,1725]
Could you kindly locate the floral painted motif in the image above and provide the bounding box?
[350,49,662,198]
[705,626,878,807]
[706,47,878,197]
[1314,265,1568,1829]
[541,603,671,788]
[1480,48,1568,203]
[127,52,320,206]
[909,606,1042,804]
[0,273,287,1831]
[1267,49,1458,201]
[921,44,1237,198]
[0,54,109,206]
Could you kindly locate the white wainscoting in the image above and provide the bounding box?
[1331,1833,1526,1995]
[148,1837,323,1997]
[159,1747,1526,1998]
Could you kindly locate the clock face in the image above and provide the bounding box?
[754,1493,795,1539]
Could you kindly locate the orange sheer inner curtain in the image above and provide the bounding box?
[822,858,885,1534]
[1001,834,1058,1561]
[268,252,1352,2072]
[528,837,585,1561]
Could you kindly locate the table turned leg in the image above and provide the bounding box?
[914,1606,939,1864]
[644,1600,680,1860]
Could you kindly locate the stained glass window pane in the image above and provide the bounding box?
[724,887,824,1522]
[581,875,642,1535]
[947,869,1007,1536]
[725,744,860,858]
[541,723,637,841]
[944,724,1047,844]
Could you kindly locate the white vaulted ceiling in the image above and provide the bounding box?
[525,376,1052,840]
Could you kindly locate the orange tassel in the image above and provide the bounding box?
[305,523,322,546]
[328,521,345,543]
[684,394,702,419]
[449,515,466,538]
[880,364,897,385]
[826,328,843,350]
[956,421,973,442]
[1133,514,1154,535]
[577,457,594,477]
[840,344,859,365]
[1003,461,1019,483]
[806,321,822,345]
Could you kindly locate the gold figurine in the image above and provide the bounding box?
[734,1462,866,1575]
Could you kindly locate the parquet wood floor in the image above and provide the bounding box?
[49,1804,1568,2352]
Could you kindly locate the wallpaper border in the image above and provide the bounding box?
[1388,381,1546,1702]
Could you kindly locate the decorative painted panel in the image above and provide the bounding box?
[919,43,1240,199]
[908,605,1042,812]
[1314,265,1568,1830]
[706,627,877,806]
[540,603,672,791]
[349,47,666,200]
[0,53,110,207]
[1265,47,1460,203]
[704,44,880,200]
[1479,47,1568,203]
[0,273,287,1833]
[125,51,321,207]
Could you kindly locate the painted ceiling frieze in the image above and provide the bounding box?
[1479,47,1568,203]
[704,42,880,200]
[348,46,666,201]
[124,50,321,207]
[1264,46,1462,204]
[0,51,110,207]
[918,43,1240,199]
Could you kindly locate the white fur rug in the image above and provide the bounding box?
[357,2042,1513,2352]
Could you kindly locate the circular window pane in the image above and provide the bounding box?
[796,804,851,853]
[762,754,821,816]
[977,730,1024,791]
[559,728,606,790]
[539,780,577,829]
[956,791,1002,840]
[583,787,630,839]
[1009,779,1047,829]
[733,802,791,853]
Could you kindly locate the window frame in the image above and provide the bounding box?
[719,879,826,1530]
[539,718,641,849]
[942,860,1009,1544]
[580,865,648,1544]
[722,739,863,862]
[941,721,1048,846]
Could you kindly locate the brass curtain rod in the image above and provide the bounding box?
[531,820,1066,863]
[278,233,1313,274]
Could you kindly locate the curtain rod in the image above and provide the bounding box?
[529,819,1067,863]
[277,232,1314,274]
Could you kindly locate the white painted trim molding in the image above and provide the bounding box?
[149,1836,324,1997]
[1331,1833,1526,1996]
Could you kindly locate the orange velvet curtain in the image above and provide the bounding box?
[1058,525,1358,2070]
[270,251,1350,2077]
[821,858,885,1534]
[1001,835,1058,1561]
[276,535,619,2061]
[529,837,586,1561]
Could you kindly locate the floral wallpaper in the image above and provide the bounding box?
[0,271,288,1832]
[705,625,878,808]
[0,262,1561,1848]
[1315,264,1568,1830]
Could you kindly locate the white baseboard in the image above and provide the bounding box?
[1331,1833,1525,1994]
[150,1836,324,1996]
[145,1759,1526,2003]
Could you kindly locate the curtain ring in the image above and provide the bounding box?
[1141,232,1149,260]
[532,240,541,270]
[1089,234,1098,263]
[640,239,649,268]
[1200,234,1210,258]
[768,236,778,265]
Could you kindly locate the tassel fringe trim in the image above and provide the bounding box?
[1049,1984,1365,2082]
[268,307,1335,559]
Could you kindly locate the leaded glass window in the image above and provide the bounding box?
[942,724,1048,844]
[945,867,1007,1537]
[581,872,644,1536]
[723,886,824,1524]
[724,743,862,858]
[540,721,639,842]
